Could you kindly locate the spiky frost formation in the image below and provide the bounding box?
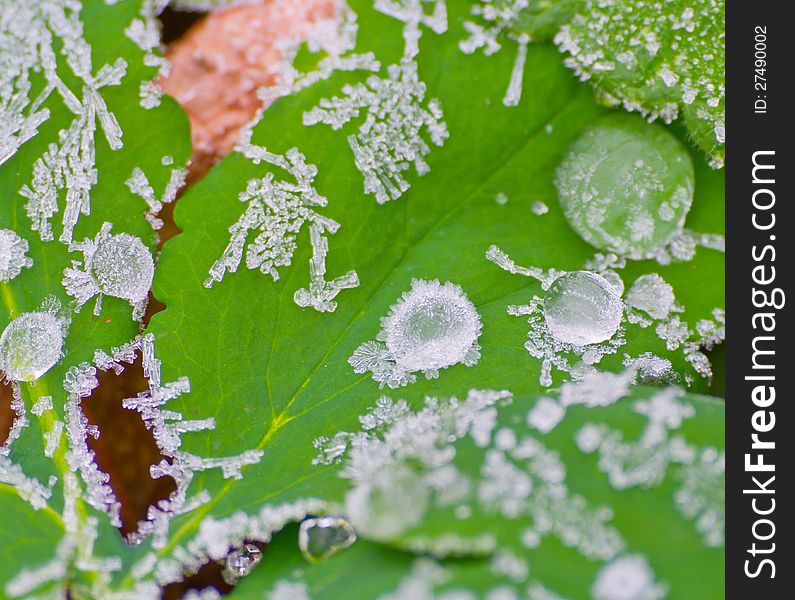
[62,222,154,320]
[2,1,127,243]
[625,274,676,321]
[303,55,448,204]
[555,115,695,260]
[0,299,69,382]
[125,163,188,230]
[222,544,262,585]
[205,147,359,312]
[555,0,725,167]
[349,279,482,388]
[0,229,33,282]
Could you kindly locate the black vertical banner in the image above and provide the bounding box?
[726,2,793,598]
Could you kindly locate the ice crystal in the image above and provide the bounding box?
[5,0,128,243]
[0,229,33,282]
[625,274,676,321]
[303,53,448,204]
[63,222,154,320]
[531,200,548,216]
[349,279,482,388]
[555,0,725,165]
[267,581,312,600]
[0,455,56,511]
[63,333,263,546]
[205,147,358,313]
[675,447,724,547]
[591,555,666,600]
[221,543,262,584]
[555,115,694,259]
[623,353,678,385]
[459,1,538,107]
[0,299,68,382]
[124,0,169,110]
[298,516,357,563]
[126,163,187,230]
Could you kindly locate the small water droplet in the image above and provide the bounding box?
[543,271,623,345]
[298,516,357,564]
[222,543,262,583]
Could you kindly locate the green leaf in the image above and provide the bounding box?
[1,0,189,595]
[120,0,726,595]
[225,384,724,600]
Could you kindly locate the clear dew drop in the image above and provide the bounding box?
[383,279,481,372]
[555,114,695,259]
[0,312,65,382]
[222,543,262,584]
[91,233,154,303]
[298,516,357,564]
[543,271,623,346]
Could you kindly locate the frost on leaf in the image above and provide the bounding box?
[123,0,169,110]
[205,147,359,312]
[63,222,154,320]
[349,279,482,388]
[222,543,262,585]
[0,229,33,282]
[5,0,128,244]
[303,51,448,204]
[126,162,188,230]
[64,334,263,547]
[555,115,695,260]
[314,388,625,560]
[0,298,68,383]
[554,0,725,166]
[575,386,724,547]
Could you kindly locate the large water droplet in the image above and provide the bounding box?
[222,543,262,583]
[555,114,694,258]
[543,271,623,345]
[91,233,154,303]
[298,516,357,564]
[383,279,481,372]
[0,311,65,382]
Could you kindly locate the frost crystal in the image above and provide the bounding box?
[0,299,68,382]
[531,200,548,216]
[625,274,676,320]
[459,1,533,107]
[205,147,358,313]
[298,516,357,563]
[349,279,482,388]
[63,222,154,320]
[0,229,33,282]
[63,334,263,547]
[675,447,725,547]
[591,555,666,600]
[126,164,187,230]
[5,0,128,243]
[303,56,448,204]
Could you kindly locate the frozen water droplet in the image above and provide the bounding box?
[555,115,694,259]
[626,274,675,320]
[92,233,154,303]
[0,311,65,382]
[543,271,623,345]
[384,279,481,372]
[0,230,33,282]
[222,543,262,583]
[350,279,481,388]
[298,516,357,564]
